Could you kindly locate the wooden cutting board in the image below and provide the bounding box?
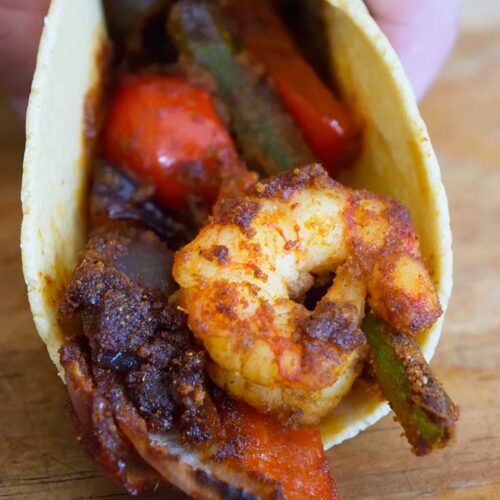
[1,3,499,498]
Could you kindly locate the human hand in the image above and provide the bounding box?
[0,0,50,117]
[0,0,460,120]
[365,0,461,99]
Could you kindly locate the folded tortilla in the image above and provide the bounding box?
[21,0,452,450]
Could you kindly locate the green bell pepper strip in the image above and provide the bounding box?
[362,312,459,455]
[168,0,315,175]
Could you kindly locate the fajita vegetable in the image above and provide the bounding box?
[21,0,456,498]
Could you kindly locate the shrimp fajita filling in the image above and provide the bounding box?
[53,0,458,497]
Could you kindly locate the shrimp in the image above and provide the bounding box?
[173,165,442,424]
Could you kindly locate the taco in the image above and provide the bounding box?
[21,0,456,497]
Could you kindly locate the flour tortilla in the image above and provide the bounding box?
[21,0,452,451]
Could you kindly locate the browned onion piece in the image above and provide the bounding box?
[91,161,194,248]
[61,338,284,499]
[60,338,162,495]
[104,379,283,500]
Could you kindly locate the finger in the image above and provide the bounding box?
[365,0,461,99]
[0,0,50,114]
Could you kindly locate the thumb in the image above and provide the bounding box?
[0,0,51,117]
[365,0,461,99]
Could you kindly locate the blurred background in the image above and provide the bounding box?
[0,1,499,498]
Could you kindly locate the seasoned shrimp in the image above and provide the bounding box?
[173,165,442,423]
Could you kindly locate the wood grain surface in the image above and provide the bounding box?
[1,2,499,498]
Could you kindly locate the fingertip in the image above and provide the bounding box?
[366,0,461,99]
[0,0,50,110]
